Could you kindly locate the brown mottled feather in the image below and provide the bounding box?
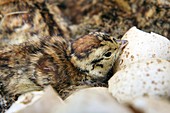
[72,35,101,58]
[0,32,127,111]
[0,35,88,96]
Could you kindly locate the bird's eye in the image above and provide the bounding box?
[114,48,117,50]
[104,52,112,57]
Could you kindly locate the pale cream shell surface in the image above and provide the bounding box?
[7,86,64,113]
[109,58,170,102]
[114,27,170,71]
[57,87,133,113]
[127,97,170,113]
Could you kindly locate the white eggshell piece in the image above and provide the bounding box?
[115,26,170,71]
[128,97,170,113]
[7,86,64,113]
[6,91,44,113]
[109,58,170,102]
[57,87,133,113]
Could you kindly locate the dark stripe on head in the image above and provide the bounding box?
[91,58,104,64]
[96,64,103,68]
[92,64,104,70]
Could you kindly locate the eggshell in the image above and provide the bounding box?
[127,97,170,113]
[7,86,64,113]
[114,26,170,71]
[109,58,170,102]
[6,91,44,113]
[56,87,133,113]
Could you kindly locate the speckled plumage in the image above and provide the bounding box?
[0,32,127,111]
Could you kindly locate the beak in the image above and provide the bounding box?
[116,39,128,49]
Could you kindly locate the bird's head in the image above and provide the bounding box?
[70,32,128,80]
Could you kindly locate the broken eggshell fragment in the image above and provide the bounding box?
[6,91,44,113]
[7,86,64,113]
[114,26,170,71]
[126,97,170,113]
[56,87,133,113]
[109,58,170,102]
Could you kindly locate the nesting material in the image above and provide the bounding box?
[0,0,71,47]
[109,58,170,102]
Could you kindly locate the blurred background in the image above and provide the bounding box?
[56,0,170,39]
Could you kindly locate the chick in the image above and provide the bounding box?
[0,32,127,104]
